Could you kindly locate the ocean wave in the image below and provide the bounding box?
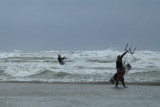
[0,50,160,83]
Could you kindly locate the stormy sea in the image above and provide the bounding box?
[0,50,160,84]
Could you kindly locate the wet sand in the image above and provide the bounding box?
[0,82,159,107]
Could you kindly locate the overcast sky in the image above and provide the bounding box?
[0,0,160,51]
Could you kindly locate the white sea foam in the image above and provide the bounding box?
[0,50,160,82]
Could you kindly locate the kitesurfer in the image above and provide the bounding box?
[115,50,128,87]
[58,54,66,65]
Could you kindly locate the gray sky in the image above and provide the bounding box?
[0,0,160,51]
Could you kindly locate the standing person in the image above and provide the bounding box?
[58,54,66,65]
[115,50,128,87]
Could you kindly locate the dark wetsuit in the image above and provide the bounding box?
[115,51,128,87]
[116,51,127,70]
[116,58,123,70]
[58,56,66,65]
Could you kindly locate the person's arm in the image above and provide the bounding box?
[120,51,128,59]
[62,57,66,60]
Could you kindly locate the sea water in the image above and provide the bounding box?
[0,50,160,83]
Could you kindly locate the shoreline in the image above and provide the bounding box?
[0,81,160,86]
[0,81,159,107]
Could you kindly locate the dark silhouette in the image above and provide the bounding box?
[58,54,66,65]
[115,51,128,87]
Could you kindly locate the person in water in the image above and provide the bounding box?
[115,50,128,87]
[58,54,66,65]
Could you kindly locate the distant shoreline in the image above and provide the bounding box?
[1,81,160,86]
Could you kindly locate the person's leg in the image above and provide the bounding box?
[121,77,126,87]
[116,80,119,87]
[115,74,119,87]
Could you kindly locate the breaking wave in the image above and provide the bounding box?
[0,50,160,83]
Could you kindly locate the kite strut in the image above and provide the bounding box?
[125,43,136,54]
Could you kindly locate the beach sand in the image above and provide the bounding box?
[0,82,159,107]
